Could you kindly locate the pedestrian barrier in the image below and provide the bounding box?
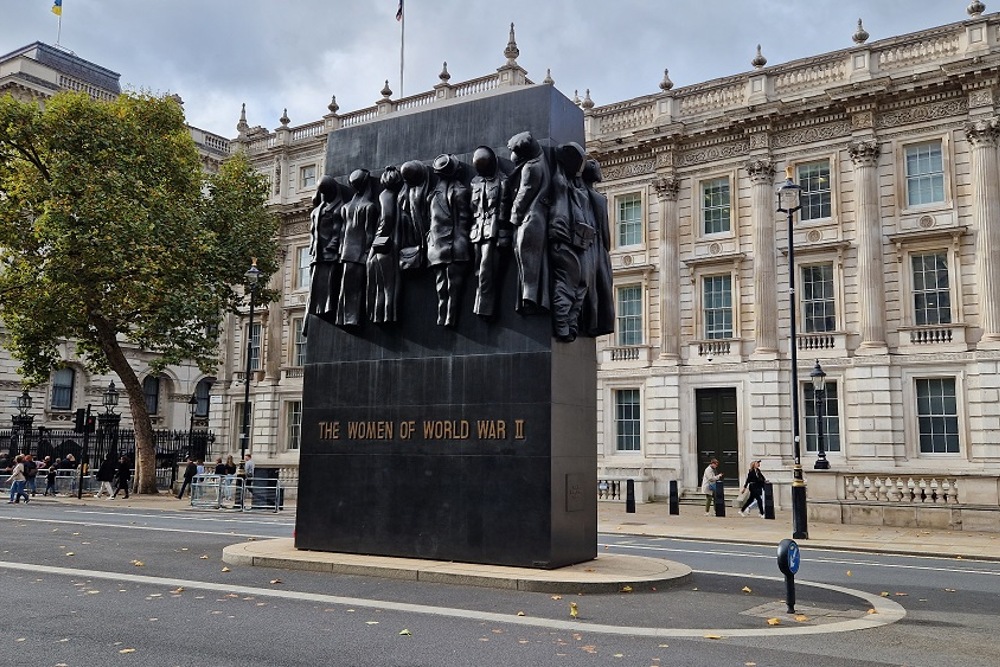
[187,474,282,513]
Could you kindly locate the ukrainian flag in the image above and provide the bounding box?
[52,0,62,16]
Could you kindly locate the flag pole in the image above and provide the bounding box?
[56,13,63,46]
[399,7,405,96]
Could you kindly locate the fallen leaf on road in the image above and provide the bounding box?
[516,611,525,616]
[119,648,136,654]
[658,644,669,648]
[620,585,633,593]
[221,567,231,572]
[613,653,624,658]
[894,592,908,597]
[551,595,562,600]
[399,629,412,636]
[846,570,852,576]
[269,579,282,585]
[704,634,723,640]
[741,586,752,593]
[365,621,379,625]
[880,591,889,597]
[944,588,956,592]
[867,608,878,615]
[767,618,781,626]
[65,552,74,557]
[199,555,209,559]
[794,615,809,622]
[170,587,184,594]
[132,560,144,567]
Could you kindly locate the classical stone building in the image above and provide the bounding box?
[0,42,226,437]
[586,3,1000,529]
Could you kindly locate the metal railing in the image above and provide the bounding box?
[187,474,283,513]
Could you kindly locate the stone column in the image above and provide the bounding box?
[848,139,886,351]
[653,176,681,359]
[966,117,1000,342]
[746,159,777,354]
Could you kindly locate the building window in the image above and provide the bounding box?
[797,160,831,221]
[194,379,212,419]
[905,141,944,207]
[802,263,836,333]
[296,246,311,290]
[247,322,262,372]
[916,378,959,454]
[292,317,306,367]
[615,285,643,346]
[912,251,951,326]
[143,376,160,415]
[615,193,642,247]
[703,275,733,339]
[804,381,841,453]
[701,177,731,235]
[235,402,252,450]
[614,389,641,452]
[287,401,302,450]
[51,368,74,410]
[300,165,317,189]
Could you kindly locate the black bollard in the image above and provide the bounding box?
[713,478,726,517]
[763,481,775,520]
[668,480,679,515]
[625,479,636,513]
[777,539,801,613]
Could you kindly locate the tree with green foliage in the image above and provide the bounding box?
[0,91,278,493]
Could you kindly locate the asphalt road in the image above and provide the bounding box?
[2,503,998,666]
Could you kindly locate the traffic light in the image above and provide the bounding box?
[85,415,96,434]
[74,408,86,433]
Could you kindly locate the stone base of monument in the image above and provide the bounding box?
[223,538,692,594]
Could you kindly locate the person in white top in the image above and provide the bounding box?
[701,459,723,516]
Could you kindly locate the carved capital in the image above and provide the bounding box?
[744,158,774,185]
[967,88,995,110]
[653,176,680,201]
[848,139,880,167]
[965,117,1000,148]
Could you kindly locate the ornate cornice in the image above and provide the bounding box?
[680,140,750,168]
[876,98,968,129]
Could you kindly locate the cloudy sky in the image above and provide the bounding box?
[2,1,981,137]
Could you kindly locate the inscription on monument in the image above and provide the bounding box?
[316,418,526,441]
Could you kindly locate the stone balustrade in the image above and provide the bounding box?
[843,475,959,504]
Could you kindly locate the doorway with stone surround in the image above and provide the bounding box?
[695,387,739,489]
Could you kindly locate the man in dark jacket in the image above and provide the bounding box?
[177,458,198,499]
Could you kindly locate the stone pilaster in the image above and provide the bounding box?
[966,117,1000,343]
[653,175,681,359]
[848,139,887,352]
[746,158,778,355]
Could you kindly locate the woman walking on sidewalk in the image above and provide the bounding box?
[111,456,131,499]
[6,454,29,504]
[701,459,723,515]
[739,460,767,517]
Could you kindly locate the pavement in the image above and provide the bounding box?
[18,491,999,597]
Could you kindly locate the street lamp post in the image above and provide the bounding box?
[240,260,262,472]
[12,390,33,456]
[777,167,809,540]
[810,361,830,470]
[188,393,198,460]
[98,381,121,462]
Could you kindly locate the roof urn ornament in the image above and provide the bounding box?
[236,102,249,135]
[968,1,986,18]
[543,68,554,85]
[852,18,870,44]
[581,89,594,110]
[751,44,767,69]
[279,108,290,127]
[659,68,674,91]
[381,80,393,99]
[504,22,520,65]
[327,95,339,114]
[439,62,451,83]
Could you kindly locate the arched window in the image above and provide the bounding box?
[195,378,212,418]
[143,376,160,415]
[51,368,75,410]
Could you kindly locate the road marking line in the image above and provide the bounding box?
[0,560,904,638]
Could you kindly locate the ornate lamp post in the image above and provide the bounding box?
[239,260,262,472]
[810,361,830,470]
[98,381,121,462]
[777,167,808,540]
[188,393,198,460]
[11,390,34,456]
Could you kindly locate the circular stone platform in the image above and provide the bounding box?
[222,538,692,593]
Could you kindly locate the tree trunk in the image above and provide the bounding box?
[92,315,159,494]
